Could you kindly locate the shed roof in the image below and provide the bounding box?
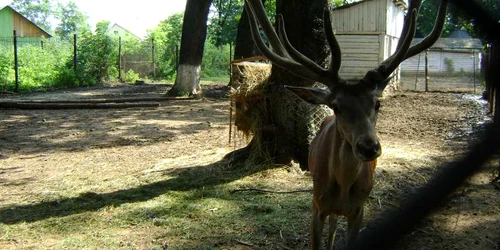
[412,37,483,50]
[332,0,407,11]
[108,23,140,40]
[0,5,52,37]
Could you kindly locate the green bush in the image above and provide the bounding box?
[0,47,13,90]
[0,39,73,92]
[76,33,117,85]
[124,69,140,83]
[54,65,78,88]
[201,42,231,78]
[107,65,119,81]
[444,58,455,74]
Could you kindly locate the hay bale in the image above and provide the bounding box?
[230,62,272,136]
[231,62,271,97]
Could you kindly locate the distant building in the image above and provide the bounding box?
[401,35,483,74]
[0,5,52,38]
[330,0,407,83]
[107,23,140,40]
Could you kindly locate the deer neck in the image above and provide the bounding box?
[330,122,365,185]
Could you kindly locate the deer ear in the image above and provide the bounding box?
[284,85,331,105]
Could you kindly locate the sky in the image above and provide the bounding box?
[0,0,187,38]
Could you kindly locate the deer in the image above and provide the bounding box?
[243,0,448,249]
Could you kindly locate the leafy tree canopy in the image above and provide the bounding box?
[11,0,53,32]
[55,1,90,39]
[147,13,184,79]
[208,0,243,47]
[208,0,276,47]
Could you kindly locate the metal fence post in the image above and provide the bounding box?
[119,36,122,82]
[13,30,19,92]
[152,37,156,78]
[414,53,421,90]
[425,49,429,92]
[472,49,476,94]
[73,34,77,84]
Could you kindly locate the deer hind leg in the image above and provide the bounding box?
[346,206,364,246]
[311,205,326,250]
[327,214,338,250]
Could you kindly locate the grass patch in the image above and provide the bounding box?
[201,76,230,84]
[0,159,313,249]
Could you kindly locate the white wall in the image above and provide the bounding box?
[337,34,381,79]
[401,50,480,73]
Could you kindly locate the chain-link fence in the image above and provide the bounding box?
[120,38,156,79]
[0,31,160,92]
[400,39,483,93]
[0,34,71,92]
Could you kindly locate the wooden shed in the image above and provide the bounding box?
[0,5,52,38]
[330,0,407,85]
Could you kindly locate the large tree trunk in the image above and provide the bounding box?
[226,0,331,170]
[168,0,212,97]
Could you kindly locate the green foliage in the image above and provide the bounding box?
[124,69,140,83]
[0,39,74,92]
[107,65,119,81]
[75,21,118,85]
[54,65,78,88]
[416,0,453,38]
[208,0,244,47]
[0,47,12,83]
[331,0,354,7]
[11,0,53,32]
[55,1,91,40]
[201,42,231,78]
[148,13,183,81]
[446,0,500,43]
[444,58,455,73]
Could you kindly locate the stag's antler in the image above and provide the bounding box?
[368,0,449,81]
[244,0,343,88]
[245,0,448,89]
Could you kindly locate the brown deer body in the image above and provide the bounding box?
[243,0,448,248]
[309,114,377,249]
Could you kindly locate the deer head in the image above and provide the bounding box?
[244,0,448,161]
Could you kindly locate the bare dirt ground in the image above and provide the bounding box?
[0,83,499,249]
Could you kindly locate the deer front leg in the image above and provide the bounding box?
[327,214,338,250]
[346,206,364,246]
[311,204,326,250]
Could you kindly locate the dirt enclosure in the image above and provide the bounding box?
[0,83,499,249]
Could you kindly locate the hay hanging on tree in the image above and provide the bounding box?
[229,60,332,168]
[230,61,272,137]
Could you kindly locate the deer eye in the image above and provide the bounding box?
[375,100,381,111]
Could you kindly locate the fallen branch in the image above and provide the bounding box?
[230,188,312,194]
[0,96,193,104]
[0,102,160,109]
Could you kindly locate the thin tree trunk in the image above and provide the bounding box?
[168,0,213,97]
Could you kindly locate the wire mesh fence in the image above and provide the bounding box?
[400,46,483,94]
[0,31,159,92]
[121,39,156,79]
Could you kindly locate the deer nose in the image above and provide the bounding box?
[356,139,381,160]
